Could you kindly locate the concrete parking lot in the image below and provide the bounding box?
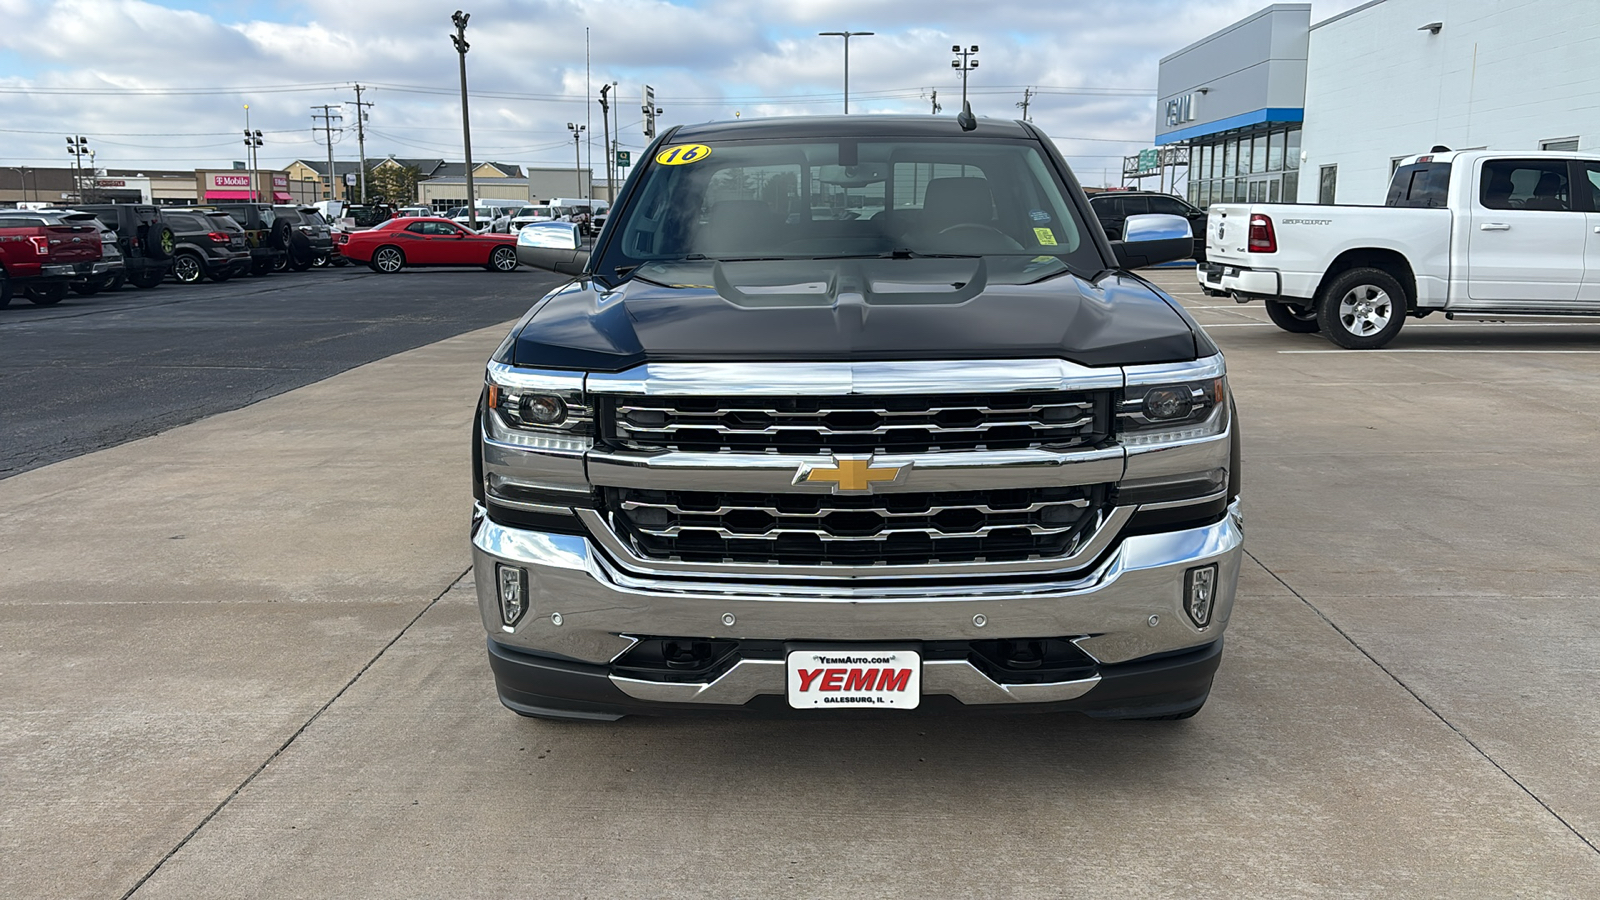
[3,267,1598,898]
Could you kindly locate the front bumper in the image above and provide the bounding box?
[1198,262,1280,298]
[471,501,1242,717]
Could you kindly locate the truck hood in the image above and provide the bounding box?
[508,258,1204,371]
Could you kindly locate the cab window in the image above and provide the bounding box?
[1480,160,1571,211]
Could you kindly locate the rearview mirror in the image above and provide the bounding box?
[1111,213,1193,269]
[516,221,589,275]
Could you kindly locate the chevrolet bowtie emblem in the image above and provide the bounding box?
[796,456,908,494]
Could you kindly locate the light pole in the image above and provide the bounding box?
[819,31,873,114]
[66,136,90,203]
[598,82,615,202]
[567,122,586,198]
[952,45,979,106]
[241,105,264,203]
[951,45,979,130]
[451,10,478,228]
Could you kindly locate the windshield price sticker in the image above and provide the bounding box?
[787,650,921,709]
[1034,227,1059,246]
[655,144,712,166]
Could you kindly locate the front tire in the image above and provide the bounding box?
[487,246,518,272]
[370,246,405,274]
[1265,300,1320,334]
[1317,267,1407,350]
[26,283,69,306]
[131,270,165,289]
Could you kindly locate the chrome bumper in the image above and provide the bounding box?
[471,501,1242,708]
[1198,263,1281,297]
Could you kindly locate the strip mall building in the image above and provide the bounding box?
[1157,0,1600,206]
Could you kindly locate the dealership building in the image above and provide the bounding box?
[1156,0,1600,206]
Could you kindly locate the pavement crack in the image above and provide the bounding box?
[1244,549,1600,857]
[118,567,471,899]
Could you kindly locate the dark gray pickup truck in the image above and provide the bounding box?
[474,115,1241,721]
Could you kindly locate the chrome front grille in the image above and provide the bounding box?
[602,391,1109,454]
[602,485,1108,566]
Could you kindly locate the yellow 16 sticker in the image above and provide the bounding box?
[655,144,712,165]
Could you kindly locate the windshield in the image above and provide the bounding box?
[597,137,1098,283]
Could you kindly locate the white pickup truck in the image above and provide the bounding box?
[1199,149,1600,348]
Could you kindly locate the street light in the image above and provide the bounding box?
[451,10,478,228]
[819,31,874,114]
[567,122,586,198]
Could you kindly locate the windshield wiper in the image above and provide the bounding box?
[877,248,983,260]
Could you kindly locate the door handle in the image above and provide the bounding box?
[1480,223,1511,231]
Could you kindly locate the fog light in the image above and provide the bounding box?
[496,564,529,627]
[1143,387,1193,421]
[519,394,567,426]
[1184,564,1217,628]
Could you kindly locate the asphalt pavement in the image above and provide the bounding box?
[2,267,1599,898]
[0,266,565,479]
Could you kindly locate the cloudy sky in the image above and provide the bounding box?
[0,0,1367,187]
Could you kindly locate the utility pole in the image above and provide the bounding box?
[598,83,614,203]
[930,89,941,115]
[1016,86,1033,122]
[311,104,343,202]
[450,11,477,228]
[567,122,586,198]
[819,31,874,114]
[951,45,979,130]
[350,84,373,201]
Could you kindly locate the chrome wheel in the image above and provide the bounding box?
[491,246,518,271]
[1337,284,1393,337]
[172,254,203,284]
[374,247,404,273]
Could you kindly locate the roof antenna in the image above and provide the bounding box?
[957,99,977,132]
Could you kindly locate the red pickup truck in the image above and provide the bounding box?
[0,211,107,307]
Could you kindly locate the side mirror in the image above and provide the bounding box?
[1111,213,1193,269]
[516,221,589,275]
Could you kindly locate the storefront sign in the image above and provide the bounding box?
[96,180,127,188]
[211,173,252,188]
[1165,93,1198,127]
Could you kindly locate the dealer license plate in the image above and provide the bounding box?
[786,649,920,710]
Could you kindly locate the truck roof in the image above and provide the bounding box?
[668,114,1034,142]
[1396,148,1600,167]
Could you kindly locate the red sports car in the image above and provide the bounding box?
[339,216,520,274]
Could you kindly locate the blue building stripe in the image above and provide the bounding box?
[1155,108,1304,145]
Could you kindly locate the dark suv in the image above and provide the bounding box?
[1088,191,1208,261]
[157,209,252,283]
[74,204,174,289]
[209,203,288,275]
[271,206,333,270]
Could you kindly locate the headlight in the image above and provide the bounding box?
[485,366,591,443]
[1118,356,1228,447]
[481,364,593,520]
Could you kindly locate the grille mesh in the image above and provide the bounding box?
[602,391,1109,454]
[603,485,1107,566]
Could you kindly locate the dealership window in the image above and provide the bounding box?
[1541,137,1580,152]
[1268,132,1285,172]
[1286,130,1301,169]
[1318,165,1337,205]
[1251,136,1266,175]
